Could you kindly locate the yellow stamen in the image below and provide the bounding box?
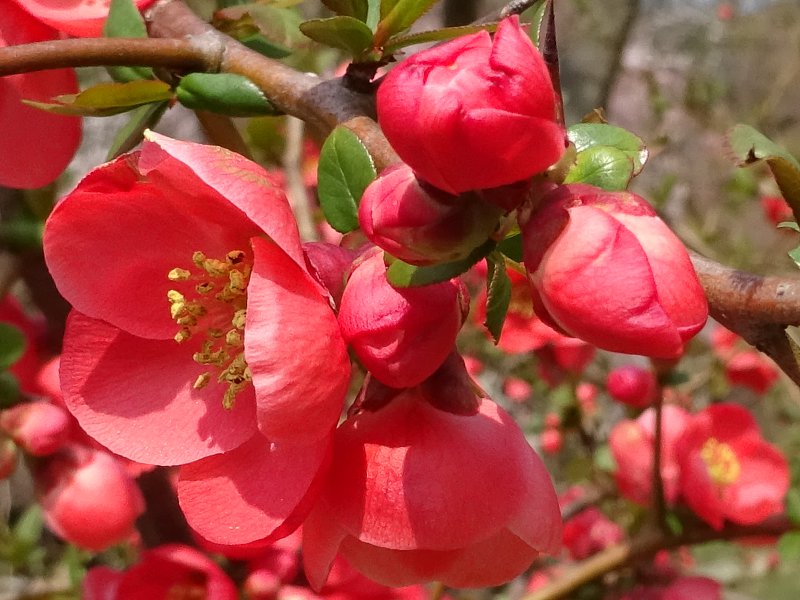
[168,268,191,281]
[700,438,741,485]
[193,372,211,390]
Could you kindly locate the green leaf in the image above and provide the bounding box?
[790,246,800,269]
[497,232,523,263]
[322,0,368,21]
[593,444,616,472]
[103,0,153,82]
[213,7,301,59]
[564,146,635,191]
[317,126,376,233]
[785,325,800,369]
[384,23,497,54]
[367,0,381,29]
[728,124,800,223]
[386,239,496,287]
[786,488,800,525]
[523,0,548,47]
[374,0,439,45]
[665,512,684,536]
[779,532,800,562]
[0,324,26,371]
[568,122,648,176]
[380,0,401,18]
[779,221,800,233]
[300,16,374,55]
[484,252,512,344]
[107,101,169,160]
[24,80,173,117]
[13,505,44,547]
[239,33,293,58]
[0,372,19,407]
[176,73,278,117]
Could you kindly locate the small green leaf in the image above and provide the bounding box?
[564,146,634,191]
[214,5,306,56]
[384,23,497,54]
[386,239,496,287]
[176,73,278,117]
[785,325,800,368]
[317,126,376,233]
[779,221,800,233]
[497,231,523,263]
[786,488,800,525]
[789,246,800,269]
[103,0,153,82]
[0,372,20,407]
[367,0,381,29]
[24,80,173,117]
[322,0,369,21]
[300,16,374,55]
[779,531,800,561]
[239,33,292,58]
[13,505,44,547]
[593,444,616,472]
[484,252,512,344]
[107,101,169,160]
[374,0,439,45]
[523,0,548,47]
[665,512,684,536]
[0,324,26,371]
[728,124,800,223]
[568,123,649,176]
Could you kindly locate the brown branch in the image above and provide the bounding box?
[0,37,209,75]
[522,514,796,600]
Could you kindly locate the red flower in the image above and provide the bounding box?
[43,132,350,544]
[610,405,691,505]
[303,359,561,589]
[521,184,708,358]
[561,507,624,560]
[358,164,502,265]
[724,351,779,395]
[83,544,238,600]
[676,403,789,529]
[11,0,156,37]
[0,2,80,189]
[338,250,467,388]
[607,365,658,408]
[377,16,565,194]
[760,195,792,227]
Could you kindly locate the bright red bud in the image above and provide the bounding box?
[606,365,658,408]
[0,401,70,456]
[358,164,502,265]
[338,251,467,388]
[521,184,708,358]
[377,16,565,194]
[724,350,779,395]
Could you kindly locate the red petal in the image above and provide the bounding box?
[0,2,80,189]
[247,237,349,443]
[60,312,256,465]
[44,152,263,340]
[140,132,305,270]
[178,433,332,545]
[11,0,157,38]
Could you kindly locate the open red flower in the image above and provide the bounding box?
[521,184,708,358]
[303,357,561,589]
[377,16,565,194]
[44,132,350,544]
[675,403,789,529]
[0,1,80,189]
[12,0,156,37]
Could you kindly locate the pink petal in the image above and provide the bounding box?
[247,236,350,443]
[60,312,256,465]
[178,433,332,545]
[11,0,157,38]
[44,153,264,340]
[0,2,80,189]
[140,132,305,270]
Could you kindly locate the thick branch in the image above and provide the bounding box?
[522,514,795,600]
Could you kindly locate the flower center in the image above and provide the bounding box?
[700,437,741,486]
[167,250,252,409]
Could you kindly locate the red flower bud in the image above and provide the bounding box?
[562,507,624,560]
[0,401,70,456]
[540,428,562,454]
[724,350,779,395]
[36,445,144,551]
[606,365,658,408]
[11,0,156,37]
[377,16,565,194]
[521,184,708,358]
[338,251,467,388]
[358,164,502,265]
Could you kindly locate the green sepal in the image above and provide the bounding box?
[386,239,496,288]
[317,126,376,233]
[299,16,374,56]
[176,73,279,117]
[103,0,153,82]
[523,0,548,47]
[107,101,169,160]
[484,252,512,344]
[728,124,800,223]
[564,145,635,191]
[24,81,173,117]
[0,324,26,371]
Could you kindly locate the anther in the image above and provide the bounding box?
[193,373,211,390]
[168,268,191,281]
